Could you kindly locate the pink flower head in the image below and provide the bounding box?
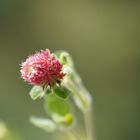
[20,49,65,86]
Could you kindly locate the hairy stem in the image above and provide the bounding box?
[83,107,95,140]
[66,78,95,140]
[62,128,80,140]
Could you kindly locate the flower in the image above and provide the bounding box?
[20,49,65,86]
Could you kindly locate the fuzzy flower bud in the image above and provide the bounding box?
[20,49,65,86]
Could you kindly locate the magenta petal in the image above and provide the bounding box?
[20,49,65,86]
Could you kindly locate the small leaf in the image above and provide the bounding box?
[30,116,56,132]
[44,94,70,116]
[29,86,44,100]
[54,51,74,67]
[54,86,71,99]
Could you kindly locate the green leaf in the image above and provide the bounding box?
[54,51,74,67]
[29,86,44,100]
[54,86,71,99]
[45,94,70,116]
[43,87,52,95]
[30,116,56,132]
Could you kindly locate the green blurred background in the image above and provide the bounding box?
[0,0,139,140]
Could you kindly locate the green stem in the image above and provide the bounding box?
[83,107,95,140]
[66,79,95,140]
[62,128,80,140]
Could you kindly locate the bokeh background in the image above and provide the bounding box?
[0,0,139,140]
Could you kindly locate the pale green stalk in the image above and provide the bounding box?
[66,77,95,140]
